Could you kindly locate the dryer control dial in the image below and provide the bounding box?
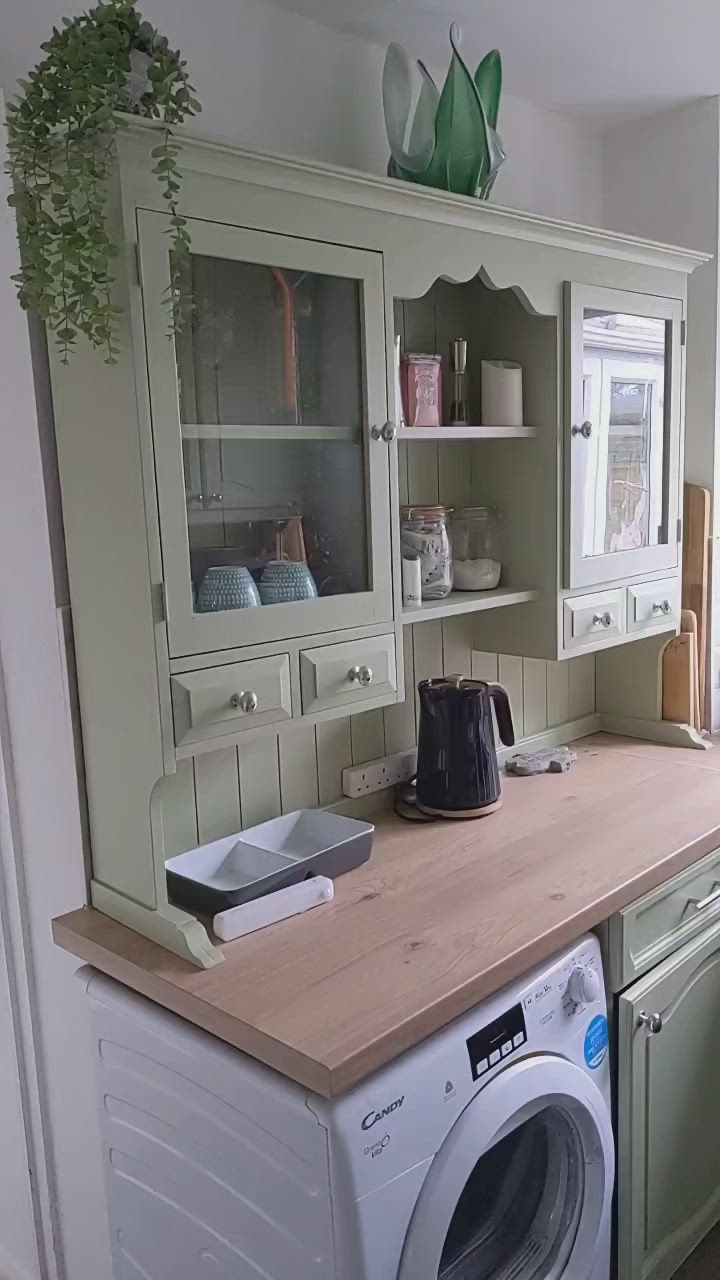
[567,965,600,1007]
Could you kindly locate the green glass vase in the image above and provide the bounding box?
[382,24,506,200]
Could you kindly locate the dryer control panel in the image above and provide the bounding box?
[466,1004,527,1080]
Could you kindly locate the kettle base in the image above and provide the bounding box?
[417,797,503,819]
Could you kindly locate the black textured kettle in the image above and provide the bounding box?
[415,675,515,818]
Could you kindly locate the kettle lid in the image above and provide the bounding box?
[419,674,488,693]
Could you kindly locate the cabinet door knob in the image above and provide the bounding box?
[637,1010,663,1035]
[230,690,258,713]
[371,421,397,443]
[592,611,613,629]
[652,600,672,615]
[571,420,593,439]
[348,664,373,687]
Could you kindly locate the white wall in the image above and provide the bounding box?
[1,0,604,226]
[0,792,38,1280]
[494,93,603,223]
[164,0,604,224]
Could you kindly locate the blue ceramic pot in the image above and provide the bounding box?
[259,560,318,605]
[196,566,261,613]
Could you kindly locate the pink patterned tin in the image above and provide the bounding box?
[401,353,442,427]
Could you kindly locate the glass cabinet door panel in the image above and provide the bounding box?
[183,437,369,613]
[176,254,363,430]
[581,312,668,557]
[566,284,683,589]
[138,212,391,656]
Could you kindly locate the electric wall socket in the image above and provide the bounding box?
[342,749,417,798]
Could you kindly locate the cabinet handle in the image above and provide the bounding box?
[371,421,397,444]
[637,1010,663,1035]
[592,612,613,629]
[687,883,720,912]
[652,599,672,615]
[571,420,593,439]
[230,690,258,713]
[348,664,373,687]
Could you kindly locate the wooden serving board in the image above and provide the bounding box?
[683,484,710,726]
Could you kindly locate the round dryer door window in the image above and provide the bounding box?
[398,1058,614,1280]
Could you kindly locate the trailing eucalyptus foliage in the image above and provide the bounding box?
[6,0,200,363]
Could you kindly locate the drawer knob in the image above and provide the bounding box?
[652,600,672,615]
[571,420,593,439]
[230,690,258,713]
[371,421,397,444]
[637,1010,663,1035]
[592,611,613,629]
[348,664,373,687]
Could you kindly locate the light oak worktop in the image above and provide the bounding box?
[54,734,720,1097]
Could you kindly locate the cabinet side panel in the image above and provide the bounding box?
[48,180,166,906]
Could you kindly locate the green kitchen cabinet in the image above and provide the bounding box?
[617,916,720,1280]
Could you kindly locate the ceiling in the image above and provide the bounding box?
[268,0,720,128]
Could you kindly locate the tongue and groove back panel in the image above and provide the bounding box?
[159,632,595,857]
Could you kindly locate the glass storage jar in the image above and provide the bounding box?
[400,505,454,599]
[452,507,502,591]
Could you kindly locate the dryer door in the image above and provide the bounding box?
[398,1057,614,1280]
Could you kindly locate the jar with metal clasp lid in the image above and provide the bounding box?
[400,505,453,599]
[452,506,503,591]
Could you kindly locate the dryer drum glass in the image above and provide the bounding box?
[438,1106,585,1280]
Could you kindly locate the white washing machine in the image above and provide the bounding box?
[84,934,614,1280]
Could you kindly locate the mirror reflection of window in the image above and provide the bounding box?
[581,311,668,560]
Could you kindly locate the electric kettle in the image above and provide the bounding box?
[415,675,515,818]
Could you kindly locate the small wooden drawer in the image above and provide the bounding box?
[300,635,397,715]
[171,654,292,748]
[627,577,681,633]
[607,845,720,989]
[563,588,625,650]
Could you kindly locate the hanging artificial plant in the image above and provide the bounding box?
[6,0,200,363]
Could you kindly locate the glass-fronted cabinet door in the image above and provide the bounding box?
[137,211,392,658]
[565,283,683,589]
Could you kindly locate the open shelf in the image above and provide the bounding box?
[402,587,537,624]
[181,423,358,442]
[398,425,537,441]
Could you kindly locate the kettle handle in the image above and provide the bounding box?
[488,683,515,747]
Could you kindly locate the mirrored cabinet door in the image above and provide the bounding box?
[138,212,392,657]
[565,283,683,589]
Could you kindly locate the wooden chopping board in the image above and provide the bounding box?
[683,484,710,726]
[662,632,697,726]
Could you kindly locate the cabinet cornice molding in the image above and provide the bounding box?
[117,117,708,277]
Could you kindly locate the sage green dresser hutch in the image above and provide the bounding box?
[48,120,705,972]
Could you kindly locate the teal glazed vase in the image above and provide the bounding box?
[259,560,318,605]
[382,24,506,200]
[196,566,261,613]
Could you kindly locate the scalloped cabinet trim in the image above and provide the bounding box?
[47,124,706,966]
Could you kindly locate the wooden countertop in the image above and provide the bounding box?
[54,734,720,1097]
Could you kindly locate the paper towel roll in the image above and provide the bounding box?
[481,360,524,427]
